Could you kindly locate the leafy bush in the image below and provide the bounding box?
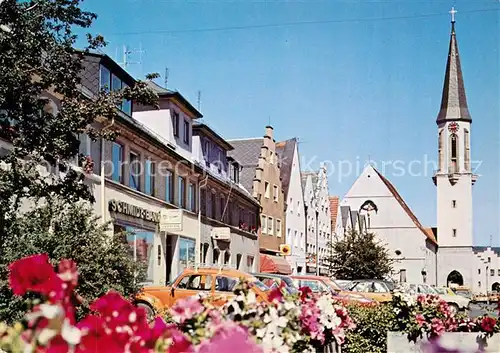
[0,200,144,322]
[343,303,397,353]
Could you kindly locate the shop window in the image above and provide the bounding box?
[247,255,254,272]
[213,248,220,265]
[111,142,123,183]
[177,176,186,208]
[165,170,173,203]
[145,159,155,196]
[122,226,154,284]
[178,238,195,273]
[129,151,141,190]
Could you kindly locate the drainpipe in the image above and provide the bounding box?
[315,208,319,276]
[101,118,115,225]
[304,204,308,274]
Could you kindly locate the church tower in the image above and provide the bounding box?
[434,9,477,287]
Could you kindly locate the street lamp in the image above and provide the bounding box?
[315,208,319,276]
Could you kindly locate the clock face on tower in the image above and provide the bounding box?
[448,122,459,133]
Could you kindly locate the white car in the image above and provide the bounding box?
[397,283,470,314]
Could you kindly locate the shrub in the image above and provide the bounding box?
[0,200,144,322]
[343,303,397,353]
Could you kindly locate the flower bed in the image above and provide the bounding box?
[0,254,354,353]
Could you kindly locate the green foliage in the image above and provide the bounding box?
[328,229,393,280]
[343,303,397,353]
[0,0,158,249]
[0,199,145,323]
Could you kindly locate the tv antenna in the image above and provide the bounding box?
[164,67,169,89]
[197,90,201,111]
[117,43,145,70]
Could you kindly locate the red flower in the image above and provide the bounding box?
[8,254,61,297]
[299,286,313,301]
[77,315,122,353]
[479,317,497,333]
[268,287,283,303]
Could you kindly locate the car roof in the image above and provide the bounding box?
[291,275,329,280]
[181,267,253,278]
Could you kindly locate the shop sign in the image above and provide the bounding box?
[108,200,160,223]
[211,227,231,241]
[160,209,183,232]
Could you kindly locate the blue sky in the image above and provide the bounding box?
[78,0,499,246]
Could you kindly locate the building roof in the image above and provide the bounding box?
[275,138,297,200]
[227,138,264,192]
[192,122,234,151]
[436,20,471,124]
[301,171,319,195]
[146,81,203,119]
[373,168,438,245]
[329,196,339,229]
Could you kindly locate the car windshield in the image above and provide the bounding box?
[251,278,270,292]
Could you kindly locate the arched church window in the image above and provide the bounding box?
[450,134,459,173]
[464,129,470,171]
[359,200,377,229]
[438,130,444,171]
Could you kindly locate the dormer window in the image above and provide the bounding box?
[183,119,190,145]
[99,65,132,115]
[172,112,179,137]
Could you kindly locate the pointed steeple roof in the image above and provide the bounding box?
[436,11,471,124]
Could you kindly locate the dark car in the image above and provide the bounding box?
[252,273,299,295]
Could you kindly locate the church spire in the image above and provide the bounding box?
[436,7,471,124]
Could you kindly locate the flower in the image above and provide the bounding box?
[8,253,61,297]
[170,296,204,324]
[416,314,426,328]
[479,316,496,334]
[197,323,262,353]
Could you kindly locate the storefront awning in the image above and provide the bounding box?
[259,254,292,275]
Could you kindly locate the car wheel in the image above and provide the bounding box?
[448,303,459,315]
[137,302,156,323]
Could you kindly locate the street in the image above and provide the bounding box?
[468,302,499,319]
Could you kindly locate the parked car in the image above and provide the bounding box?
[451,286,473,300]
[334,279,352,290]
[291,275,372,304]
[435,287,458,296]
[252,273,299,295]
[348,279,393,303]
[135,267,270,318]
[397,283,470,314]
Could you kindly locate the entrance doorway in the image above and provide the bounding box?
[447,270,464,287]
[492,282,500,292]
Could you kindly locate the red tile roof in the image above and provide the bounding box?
[373,169,438,245]
[329,196,339,230]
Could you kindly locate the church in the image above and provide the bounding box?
[337,11,500,294]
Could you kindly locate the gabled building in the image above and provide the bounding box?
[340,164,438,284]
[301,166,332,275]
[228,126,291,275]
[276,138,306,274]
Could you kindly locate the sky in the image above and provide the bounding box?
[77,0,499,246]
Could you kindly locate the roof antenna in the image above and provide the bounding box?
[164,67,169,89]
[197,90,201,111]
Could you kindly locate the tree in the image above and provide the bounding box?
[328,229,393,280]
[0,198,145,322]
[0,0,158,249]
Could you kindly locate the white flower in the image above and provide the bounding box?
[61,319,82,346]
[246,291,257,304]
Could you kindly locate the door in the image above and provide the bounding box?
[160,273,212,308]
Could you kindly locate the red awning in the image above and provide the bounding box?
[259,254,292,275]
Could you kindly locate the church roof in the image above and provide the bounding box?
[329,196,339,229]
[373,168,438,245]
[276,138,297,200]
[436,18,471,124]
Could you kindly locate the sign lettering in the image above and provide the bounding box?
[108,200,160,223]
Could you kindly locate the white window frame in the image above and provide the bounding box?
[268,216,274,235]
[264,181,270,198]
[261,214,267,234]
[273,184,279,202]
[276,219,282,237]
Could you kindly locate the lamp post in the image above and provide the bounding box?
[315,208,319,276]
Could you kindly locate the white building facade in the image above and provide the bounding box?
[277,139,306,274]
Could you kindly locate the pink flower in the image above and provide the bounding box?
[8,254,62,297]
[416,314,426,328]
[268,287,283,303]
[430,318,445,337]
[76,315,122,353]
[170,296,204,324]
[197,323,263,353]
[58,259,78,288]
[164,325,193,353]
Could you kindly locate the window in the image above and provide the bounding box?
[172,112,179,137]
[300,232,304,249]
[297,201,301,216]
[111,74,121,92]
[201,243,209,264]
[261,214,267,234]
[120,226,154,284]
[211,191,217,219]
[289,198,293,213]
[490,269,495,276]
[236,254,242,269]
[111,142,123,183]
[203,140,210,160]
[157,245,161,266]
[452,229,457,237]
[99,65,111,91]
[264,181,270,198]
[188,182,196,212]
[129,151,141,190]
[183,119,190,145]
[224,251,230,265]
[177,275,211,291]
[145,159,155,196]
[220,195,225,221]
[178,238,195,273]
[273,185,279,202]
[213,248,220,265]
[464,129,470,171]
[498,269,500,276]
[450,134,459,173]
[478,281,481,288]
[177,176,186,208]
[276,219,282,237]
[165,170,173,203]
[438,130,444,171]
[488,257,491,263]
[247,256,255,272]
[269,151,274,164]
[215,276,238,292]
[268,216,274,235]
[121,83,132,115]
[232,164,240,183]
[294,230,298,247]
[478,269,481,275]
[452,200,456,208]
